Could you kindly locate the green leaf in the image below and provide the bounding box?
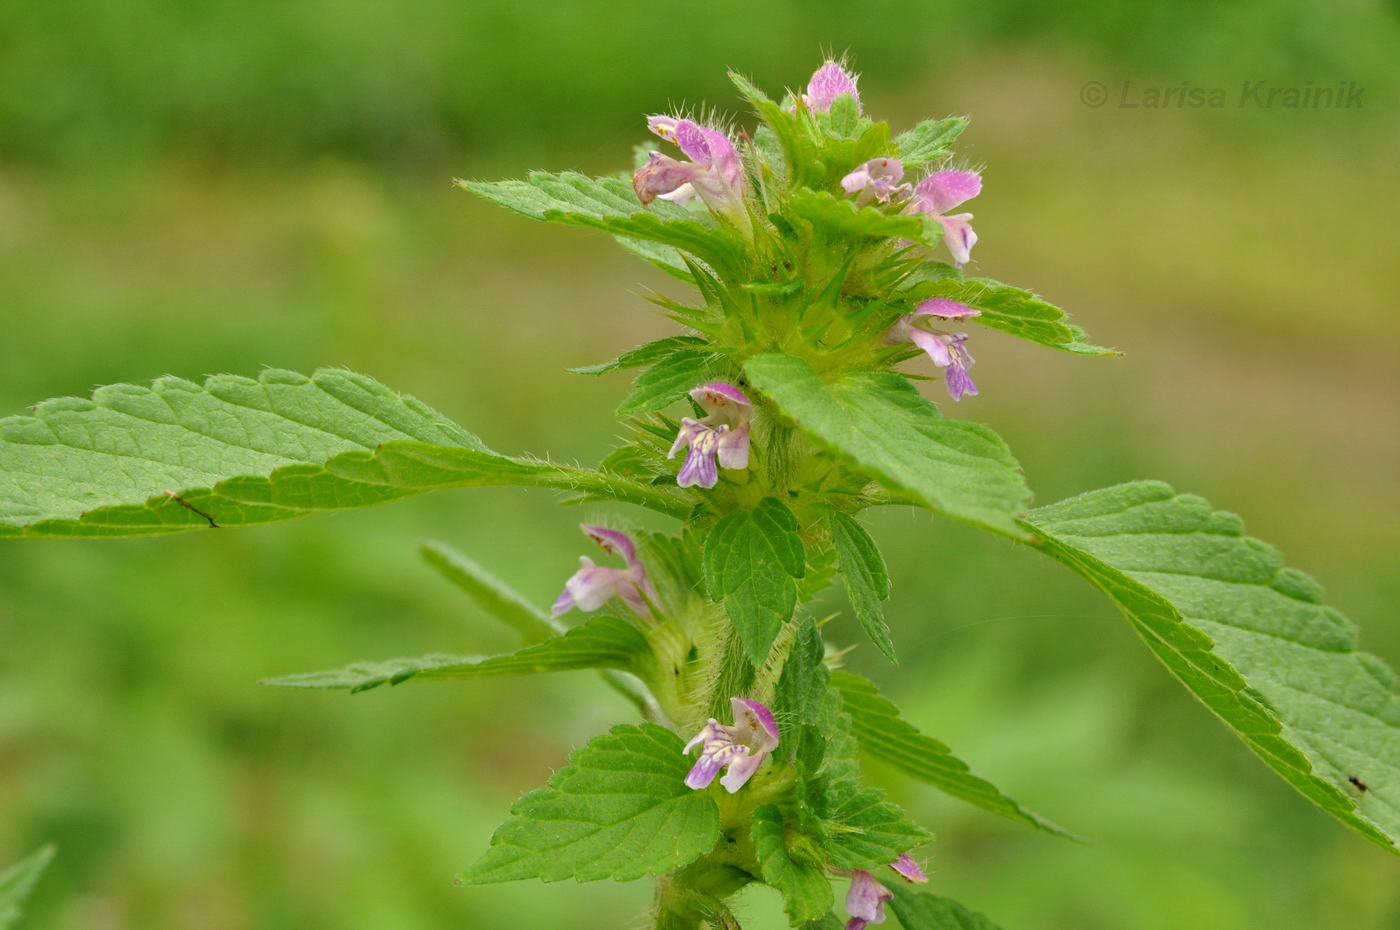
[0,368,690,538]
[569,336,711,376]
[704,498,807,665]
[457,723,720,884]
[829,511,895,663]
[774,619,838,743]
[910,277,1118,356]
[800,916,844,930]
[421,540,562,644]
[831,672,1078,840]
[263,614,654,692]
[743,354,1032,540]
[0,845,55,929]
[816,713,932,870]
[755,100,824,189]
[785,191,924,242]
[616,348,723,416]
[728,70,774,106]
[456,171,699,279]
[894,117,969,167]
[885,883,1008,930]
[753,805,834,925]
[1026,481,1400,855]
[825,94,864,140]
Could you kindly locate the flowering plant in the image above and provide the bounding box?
[1,59,1397,929]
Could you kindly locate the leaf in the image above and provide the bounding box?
[728,70,774,106]
[616,348,723,416]
[885,883,1008,930]
[894,117,969,167]
[752,805,834,925]
[263,614,653,692]
[743,354,1032,540]
[816,713,932,871]
[774,619,838,744]
[0,845,55,929]
[1026,481,1400,855]
[0,369,690,538]
[785,191,924,242]
[457,171,698,278]
[831,672,1078,840]
[421,540,562,644]
[829,511,896,663]
[569,336,711,376]
[755,100,824,189]
[703,497,807,665]
[910,277,1118,356]
[825,94,864,140]
[456,723,720,884]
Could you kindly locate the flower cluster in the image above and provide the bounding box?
[683,697,780,793]
[631,60,990,404]
[843,856,929,930]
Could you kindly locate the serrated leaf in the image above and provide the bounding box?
[0,845,55,929]
[885,883,1008,930]
[421,540,562,644]
[774,619,837,744]
[831,672,1077,840]
[825,94,864,140]
[786,191,924,242]
[756,100,824,189]
[910,277,1117,356]
[894,117,969,167]
[1026,481,1400,855]
[743,354,1032,540]
[569,336,711,376]
[616,349,723,416]
[829,511,895,663]
[753,805,834,926]
[817,713,932,870]
[263,614,653,692]
[457,171,699,278]
[457,723,720,884]
[704,498,807,665]
[0,369,690,537]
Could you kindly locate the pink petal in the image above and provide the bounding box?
[716,424,750,471]
[805,60,861,113]
[937,213,977,266]
[718,750,763,793]
[582,525,638,564]
[914,171,982,215]
[730,697,779,751]
[890,854,928,884]
[914,298,980,320]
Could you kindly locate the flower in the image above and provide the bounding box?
[842,858,927,930]
[907,171,982,267]
[840,158,908,205]
[804,60,861,113]
[634,117,746,216]
[844,870,894,929]
[668,382,753,489]
[683,697,779,793]
[551,526,655,617]
[889,854,928,884]
[893,301,980,401]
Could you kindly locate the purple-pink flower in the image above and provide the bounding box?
[634,117,747,217]
[551,525,656,618]
[804,60,861,113]
[841,158,908,206]
[893,300,980,401]
[907,171,982,267]
[843,858,927,930]
[683,697,779,793]
[668,382,753,489]
[845,870,894,930]
[889,854,928,884]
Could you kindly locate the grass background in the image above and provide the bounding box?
[1,2,1399,927]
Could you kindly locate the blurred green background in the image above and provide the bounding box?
[2,2,1399,927]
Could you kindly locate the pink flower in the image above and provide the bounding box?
[844,870,894,929]
[892,300,980,401]
[551,526,656,618]
[889,854,927,884]
[907,171,982,267]
[804,60,861,113]
[841,158,909,206]
[683,697,780,793]
[668,382,753,489]
[634,117,747,216]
